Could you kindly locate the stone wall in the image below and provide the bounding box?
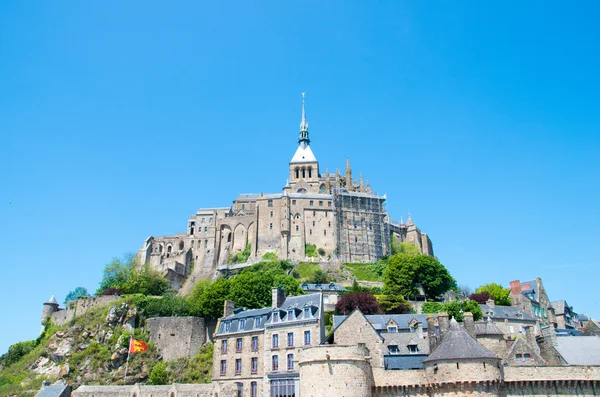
[146,317,206,361]
[72,384,218,397]
[50,296,119,326]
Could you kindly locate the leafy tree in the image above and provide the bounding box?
[308,269,328,284]
[390,238,421,256]
[378,294,413,314]
[121,265,171,296]
[229,272,276,309]
[272,274,304,297]
[305,244,318,258]
[193,278,231,318]
[317,247,326,257]
[384,254,456,300]
[469,291,491,304]
[97,254,135,293]
[0,340,36,367]
[148,361,170,385]
[335,292,380,315]
[64,287,89,304]
[475,283,511,306]
[137,295,191,317]
[421,300,482,321]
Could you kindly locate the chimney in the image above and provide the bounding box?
[272,287,285,309]
[463,312,475,338]
[416,321,424,339]
[223,300,235,317]
[509,280,522,295]
[486,298,495,308]
[438,312,449,342]
[426,314,437,352]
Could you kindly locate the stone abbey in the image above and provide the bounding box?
[137,93,433,289]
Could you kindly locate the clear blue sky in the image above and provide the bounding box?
[1,1,599,354]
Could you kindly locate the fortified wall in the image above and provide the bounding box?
[41,295,120,327]
[146,317,217,361]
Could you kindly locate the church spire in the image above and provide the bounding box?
[298,92,310,146]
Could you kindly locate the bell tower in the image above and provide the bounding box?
[289,93,319,191]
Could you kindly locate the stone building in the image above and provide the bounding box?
[137,94,433,290]
[300,282,345,311]
[509,277,555,328]
[211,288,325,397]
[551,300,579,330]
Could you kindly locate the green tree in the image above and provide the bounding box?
[194,278,231,318]
[262,252,277,261]
[121,264,171,296]
[308,269,328,284]
[420,300,482,321]
[390,238,421,256]
[228,272,275,309]
[422,302,444,314]
[384,254,456,300]
[0,340,36,367]
[97,254,134,293]
[305,244,318,257]
[475,283,511,306]
[378,294,413,314]
[64,287,89,304]
[148,361,170,385]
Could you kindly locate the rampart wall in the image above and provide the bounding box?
[146,317,207,361]
[50,296,119,326]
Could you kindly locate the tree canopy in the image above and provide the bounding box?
[64,287,89,304]
[422,299,483,321]
[97,254,171,296]
[475,283,511,306]
[384,253,456,300]
[335,292,380,315]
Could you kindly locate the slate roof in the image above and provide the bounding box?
[45,295,59,305]
[555,328,583,337]
[554,336,600,365]
[383,332,429,355]
[36,384,71,397]
[423,319,499,363]
[480,304,536,322]
[384,355,428,370]
[578,313,589,322]
[301,282,346,292]
[474,320,504,336]
[333,314,429,331]
[217,293,322,335]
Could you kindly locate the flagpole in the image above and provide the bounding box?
[124,335,133,383]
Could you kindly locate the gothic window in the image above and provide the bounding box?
[308,168,312,178]
[320,184,326,193]
[295,168,299,179]
[302,168,306,178]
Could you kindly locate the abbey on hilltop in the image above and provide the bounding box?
[137,94,433,288]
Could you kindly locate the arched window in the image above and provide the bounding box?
[167,245,172,253]
[179,241,184,250]
[297,188,307,194]
[308,167,312,178]
[227,233,232,243]
[320,184,327,193]
[295,168,299,178]
[302,168,306,178]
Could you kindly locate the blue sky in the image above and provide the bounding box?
[1,1,599,354]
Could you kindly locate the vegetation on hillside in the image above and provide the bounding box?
[422,300,483,321]
[473,283,512,306]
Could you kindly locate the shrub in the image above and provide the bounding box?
[469,292,491,304]
[317,247,326,257]
[305,244,318,258]
[262,252,277,261]
[148,361,170,385]
[0,340,36,367]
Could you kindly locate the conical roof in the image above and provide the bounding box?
[424,318,499,362]
[45,295,59,305]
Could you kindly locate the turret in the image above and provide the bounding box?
[42,295,59,324]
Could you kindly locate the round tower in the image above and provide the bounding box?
[298,345,373,397]
[41,295,59,324]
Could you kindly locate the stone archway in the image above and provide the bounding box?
[232,224,247,253]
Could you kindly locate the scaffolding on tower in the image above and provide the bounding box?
[333,188,390,263]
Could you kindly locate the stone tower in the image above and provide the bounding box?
[41,295,59,324]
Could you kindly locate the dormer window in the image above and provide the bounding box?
[225,322,231,332]
[329,283,336,290]
[303,306,311,318]
[287,309,294,321]
[273,312,280,323]
[239,319,246,330]
[408,344,419,354]
[255,317,262,328]
[387,326,397,333]
[388,345,399,354]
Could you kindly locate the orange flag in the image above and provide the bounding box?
[129,338,149,354]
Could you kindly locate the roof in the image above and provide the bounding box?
[551,300,566,315]
[45,295,59,305]
[554,336,600,365]
[383,332,430,355]
[301,282,346,292]
[384,355,428,370]
[555,328,583,337]
[36,384,71,397]
[333,313,429,331]
[423,319,499,363]
[480,304,536,322]
[578,313,589,322]
[291,143,317,163]
[236,194,260,201]
[474,320,504,336]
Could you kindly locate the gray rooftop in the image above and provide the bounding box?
[36,384,72,397]
[554,336,600,365]
[474,320,504,336]
[333,313,429,331]
[384,354,428,370]
[480,304,536,322]
[45,295,59,305]
[424,319,499,363]
[301,282,346,292]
